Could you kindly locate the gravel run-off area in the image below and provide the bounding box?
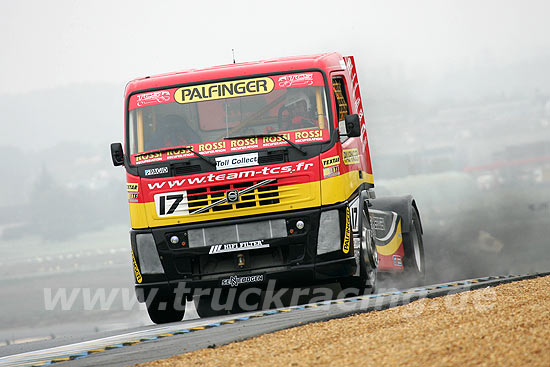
[139,276,550,367]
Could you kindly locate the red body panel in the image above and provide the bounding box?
[123,52,374,181]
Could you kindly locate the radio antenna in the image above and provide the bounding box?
[232,49,236,64]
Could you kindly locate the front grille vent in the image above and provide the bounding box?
[187,180,280,214]
[172,164,202,175]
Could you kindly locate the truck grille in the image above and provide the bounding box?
[187,180,280,214]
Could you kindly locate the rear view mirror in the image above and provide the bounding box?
[110,142,124,166]
[344,114,361,137]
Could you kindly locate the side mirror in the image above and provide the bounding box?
[110,142,124,166]
[343,114,361,137]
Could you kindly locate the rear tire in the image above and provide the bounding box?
[146,291,185,324]
[401,209,425,286]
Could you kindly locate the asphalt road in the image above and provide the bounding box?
[2,273,547,367]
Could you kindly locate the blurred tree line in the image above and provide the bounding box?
[0,147,129,242]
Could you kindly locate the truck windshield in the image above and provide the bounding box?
[127,72,330,164]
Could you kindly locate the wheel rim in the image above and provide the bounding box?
[411,221,422,273]
[361,211,378,269]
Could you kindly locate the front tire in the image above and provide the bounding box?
[146,290,185,324]
[340,205,378,295]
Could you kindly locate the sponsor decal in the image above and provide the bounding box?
[174,77,275,104]
[343,148,360,165]
[135,152,163,165]
[131,250,142,283]
[154,190,189,217]
[136,90,171,107]
[130,129,330,165]
[147,162,314,190]
[261,133,292,147]
[294,129,324,143]
[128,192,139,203]
[323,166,340,178]
[372,216,385,231]
[127,183,139,192]
[166,147,194,160]
[344,56,368,160]
[197,141,227,154]
[229,137,259,151]
[216,152,259,170]
[348,196,360,232]
[278,73,314,88]
[343,207,351,254]
[322,156,340,167]
[392,254,403,267]
[209,240,269,254]
[144,166,169,176]
[221,274,264,287]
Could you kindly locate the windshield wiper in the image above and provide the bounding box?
[142,146,216,166]
[224,134,307,155]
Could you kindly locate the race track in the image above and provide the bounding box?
[1,272,548,367]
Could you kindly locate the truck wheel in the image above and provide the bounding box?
[146,291,185,324]
[402,209,425,285]
[340,206,378,295]
[196,288,262,317]
[195,289,238,318]
[196,295,226,318]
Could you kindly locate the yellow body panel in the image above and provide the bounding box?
[129,180,321,229]
[320,170,373,205]
[376,221,403,256]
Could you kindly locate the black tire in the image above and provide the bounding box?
[401,209,425,286]
[146,291,185,324]
[340,205,378,295]
[195,294,230,318]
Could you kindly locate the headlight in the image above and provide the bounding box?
[317,210,341,255]
[136,233,165,274]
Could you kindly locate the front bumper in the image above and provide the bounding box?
[131,204,355,301]
[135,256,355,302]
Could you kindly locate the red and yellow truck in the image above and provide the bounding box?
[111,52,425,323]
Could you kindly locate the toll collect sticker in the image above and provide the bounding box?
[216,152,259,171]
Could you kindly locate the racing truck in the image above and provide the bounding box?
[110,52,425,323]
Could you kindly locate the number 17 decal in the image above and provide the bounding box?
[154,191,189,217]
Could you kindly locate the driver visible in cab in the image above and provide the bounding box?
[282,93,317,130]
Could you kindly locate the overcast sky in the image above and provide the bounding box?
[2,0,549,95]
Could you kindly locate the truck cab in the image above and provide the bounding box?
[111,52,424,323]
